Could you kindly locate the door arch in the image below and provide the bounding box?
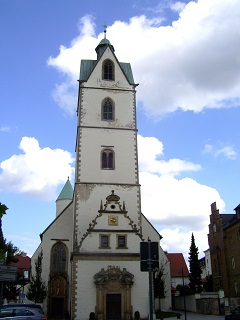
[94,266,134,320]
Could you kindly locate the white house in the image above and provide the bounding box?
[32,30,171,320]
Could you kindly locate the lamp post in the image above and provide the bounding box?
[181,268,187,320]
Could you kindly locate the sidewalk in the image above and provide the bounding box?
[176,311,225,320]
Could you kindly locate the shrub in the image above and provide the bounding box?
[134,311,140,319]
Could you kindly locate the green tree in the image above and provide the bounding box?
[0,203,23,302]
[188,233,202,292]
[0,203,8,259]
[154,263,166,311]
[26,250,47,303]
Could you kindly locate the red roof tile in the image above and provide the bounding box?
[11,255,31,269]
[166,253,189,277]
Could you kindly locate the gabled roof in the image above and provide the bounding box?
[56,178,73,201]
[166,253,189,277]
[11,255,31,269]
[220,213,238,229]
[79,37,135,85]
[79,59,135,85]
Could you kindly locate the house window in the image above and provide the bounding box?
[102,59,114,80]
[23,270,29,279]
[213,223,216,233]
[100,235,110,248]
[51,242,67,272]
[117,235,127,248]
[102,98,114,121]
[101,149,114,169]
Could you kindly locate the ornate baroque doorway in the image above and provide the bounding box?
[94,266,134,320]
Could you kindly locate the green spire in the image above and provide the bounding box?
[56,178,73,201]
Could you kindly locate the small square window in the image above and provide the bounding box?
[117,235,127,248]
[23,270,29,279]
[100,235,110,248]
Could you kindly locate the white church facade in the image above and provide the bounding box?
[32,32,171,320]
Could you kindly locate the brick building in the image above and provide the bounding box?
[208,202,240,307]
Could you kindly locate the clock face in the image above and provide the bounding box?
[108,215,118,226]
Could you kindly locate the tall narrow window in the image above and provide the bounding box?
[102,149,114,169]
[117,235,127,248]
[51,242,67,272]
[102,98,114,121]
[103,59,114,80]
[100,235,110,248]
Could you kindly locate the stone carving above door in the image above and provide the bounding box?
[94,265,134,286]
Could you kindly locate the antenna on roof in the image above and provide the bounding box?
[103,22,107,39]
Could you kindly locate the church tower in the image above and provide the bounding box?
[73,33,141,239]
[31,29,171,320]
[70,30,170,320]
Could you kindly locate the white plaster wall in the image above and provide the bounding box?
[78,129,137,184]
[171,276,189,288]
[56,199,72,217]
[75,184,141,238]
[85,48,134,91]
[81,230,141,254]
[74,260,149,320]
[80,88,135,129]
[205,249,212,276]
[31,204,73,312]
[141,216,171,310]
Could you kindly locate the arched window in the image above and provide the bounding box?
[102,59,114,80]
[101,149,114,170]
[102,98,114,121]
[51,242,67,272]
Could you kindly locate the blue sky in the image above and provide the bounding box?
[1,0,240,260]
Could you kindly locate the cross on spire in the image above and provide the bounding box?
[103,22,107,39]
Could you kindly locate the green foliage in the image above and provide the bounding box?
[176,284,192,296]
[203,275,213,292]
[154,262,167,311]
[154,264,166,300]
[26,250,47,303]
[0,203,22,301]
[134,311,140,319]
[188,233,202,292]
[0,203,8,218]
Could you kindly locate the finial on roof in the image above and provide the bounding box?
[103,22,107,39]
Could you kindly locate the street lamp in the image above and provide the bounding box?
[179,267,187,320]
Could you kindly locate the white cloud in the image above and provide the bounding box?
[47,0,240,118]
[0,134,226,256]
[159,227,210,262]
[203,143,237,160]
[137,135,225,257]
[138,134,201,175]
[0,137,75,200]
[0,126,11,132]
[170,2,186,13]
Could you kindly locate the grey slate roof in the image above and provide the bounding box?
[220,213,239,229]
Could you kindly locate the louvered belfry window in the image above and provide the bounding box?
[103,59,114,80]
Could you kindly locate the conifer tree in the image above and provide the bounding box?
[26,250,47,303]
[188,233,202,292]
